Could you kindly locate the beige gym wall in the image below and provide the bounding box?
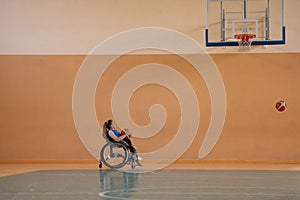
[0,0,299,54]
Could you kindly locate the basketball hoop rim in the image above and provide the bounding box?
[234,33,256,43]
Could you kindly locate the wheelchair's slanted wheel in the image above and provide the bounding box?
[99,161,103,169]
[100,142,129,169]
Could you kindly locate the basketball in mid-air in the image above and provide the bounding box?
[275,100,287,112]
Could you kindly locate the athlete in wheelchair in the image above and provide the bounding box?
[99,119,142,169]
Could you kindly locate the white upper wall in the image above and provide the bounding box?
[0,0,299,54]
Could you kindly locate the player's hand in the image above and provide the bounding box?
[123,129,131,134]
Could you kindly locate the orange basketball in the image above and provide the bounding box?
[275,100,287,112]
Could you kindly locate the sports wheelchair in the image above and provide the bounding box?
[99,131,142,169]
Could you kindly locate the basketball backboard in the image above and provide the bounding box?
[205,0,285,47]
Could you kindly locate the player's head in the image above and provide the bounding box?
[104,119,114,130]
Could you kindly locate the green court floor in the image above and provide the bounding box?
[1,169,299,199]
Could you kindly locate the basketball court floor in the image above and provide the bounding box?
[1,163,300,199]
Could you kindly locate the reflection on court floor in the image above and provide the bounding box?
[0,170,300,199]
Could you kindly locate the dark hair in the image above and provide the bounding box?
[104,119,113,130]
[102,119,113,139]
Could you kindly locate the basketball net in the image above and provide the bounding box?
[234,33,256,51]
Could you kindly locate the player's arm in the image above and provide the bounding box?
[108,130,130,142]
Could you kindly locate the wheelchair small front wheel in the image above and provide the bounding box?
[100,142,129,169]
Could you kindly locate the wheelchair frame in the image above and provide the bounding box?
[99,140,141,170]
